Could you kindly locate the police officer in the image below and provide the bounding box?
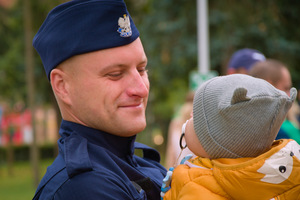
[32,0,167,199]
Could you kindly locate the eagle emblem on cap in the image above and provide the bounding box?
[117,14,132,37]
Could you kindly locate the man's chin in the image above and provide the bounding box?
[122,122,146,137]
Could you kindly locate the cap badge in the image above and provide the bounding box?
[117,14,132,37]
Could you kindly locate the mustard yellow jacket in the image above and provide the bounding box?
[163,139,300,200]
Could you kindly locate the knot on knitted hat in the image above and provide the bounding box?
[231,88,250,105]
[193,74,297,159]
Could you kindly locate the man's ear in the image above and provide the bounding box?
[50,68,72,106]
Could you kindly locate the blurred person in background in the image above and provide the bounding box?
[32,0,166,199]
[249,59,300,144]
[227,48,266,75]
[297,86,300,124]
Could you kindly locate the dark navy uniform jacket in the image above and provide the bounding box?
[33,120,167,200]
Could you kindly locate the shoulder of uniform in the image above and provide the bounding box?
[64,133,93,177]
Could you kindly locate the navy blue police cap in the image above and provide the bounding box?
[33,0,139,80]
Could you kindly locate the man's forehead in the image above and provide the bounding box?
[59,39,147,72]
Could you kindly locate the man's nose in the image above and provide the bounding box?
[126,70,149,97]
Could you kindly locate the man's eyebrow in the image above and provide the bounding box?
[138,59,148,66]
[98,64,125,75]
[100,59,148,71]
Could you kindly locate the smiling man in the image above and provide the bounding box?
[32,0,166,199]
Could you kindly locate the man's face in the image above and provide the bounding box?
[61,38,149,137]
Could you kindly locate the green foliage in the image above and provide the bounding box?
[1,0,300,149]
[31,0,68,104]
[135,0,198,131]
[126,0,199,149]
[0,159,53,200]
[132,0,300,148]
[0,4,26,104]
[0,0,66,105]
[209,0,300,82]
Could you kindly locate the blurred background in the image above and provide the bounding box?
[1,0,300,199]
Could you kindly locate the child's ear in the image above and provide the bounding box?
[231,88,250,105]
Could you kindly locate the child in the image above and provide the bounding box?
[161,74,300,200]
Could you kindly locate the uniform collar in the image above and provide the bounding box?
[59,120,136,158]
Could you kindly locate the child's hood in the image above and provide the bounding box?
[211,139,300,199]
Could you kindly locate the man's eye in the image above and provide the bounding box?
[138,69,148,75]
[107,72,123,79]
[108,73,122,77]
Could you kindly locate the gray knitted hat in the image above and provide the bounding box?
[193,74,297,159]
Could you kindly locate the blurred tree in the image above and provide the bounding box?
[131,0,198,150]
[31,1,67,155]
[0,0,26,179]
[24,0,40,187]
[209,0,300,81]
[1,0,300,158]
[132,0,300,153]
[0,0,66,186]
[0,2,25,104]
[0,0,66,107]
